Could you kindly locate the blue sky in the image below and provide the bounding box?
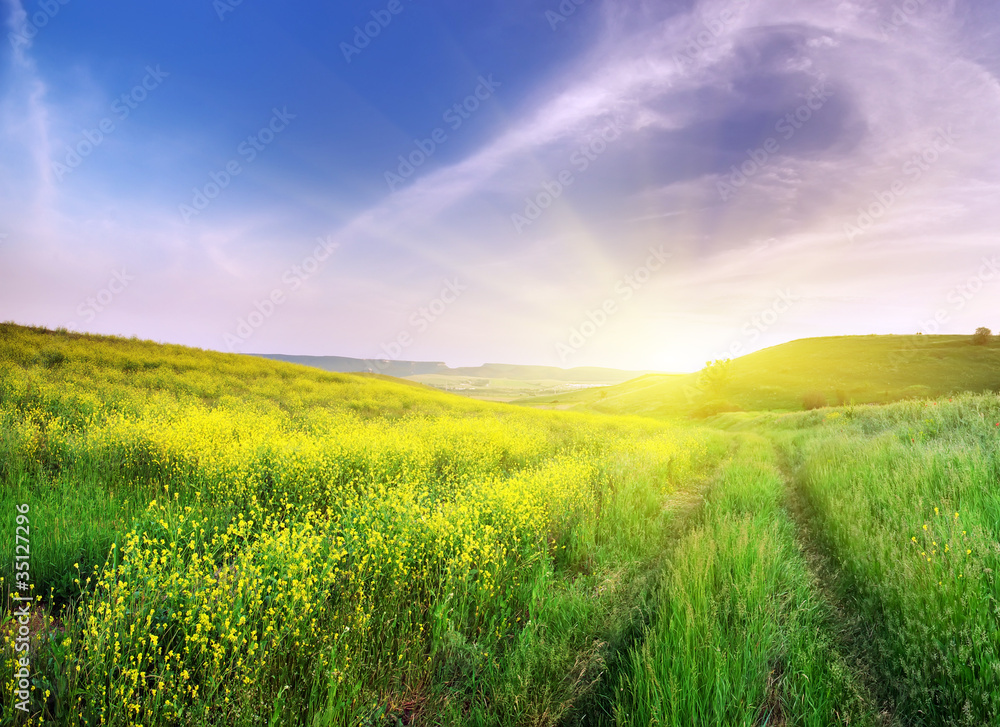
[2,0,999,371]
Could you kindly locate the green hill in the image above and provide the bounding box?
[0,323,491,419]
[8,323,1000,724]
[515,335,1000,417]
[0,321,726,724]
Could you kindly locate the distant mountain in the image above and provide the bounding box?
[248,354,657,383]
[249,354,449,378]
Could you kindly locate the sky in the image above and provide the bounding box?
[1,0,999,372]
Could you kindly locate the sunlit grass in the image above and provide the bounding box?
[0,324,725,725]
[3,323,1000,726]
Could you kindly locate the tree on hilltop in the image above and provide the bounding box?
[973,327,992,345]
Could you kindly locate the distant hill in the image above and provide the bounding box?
[514,335,1000,418]
[249,354,449,378]
[249,354,656,383]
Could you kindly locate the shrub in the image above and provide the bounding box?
[33,348,68,368]
[803,391,827,410]
[973,327,992,345]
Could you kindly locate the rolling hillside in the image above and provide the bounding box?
[7,323,1000,725]
[515,334,1000,417]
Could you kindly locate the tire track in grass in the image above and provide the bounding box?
[771,433,901,727]
[566,437,740,726]
[611,434,881,727]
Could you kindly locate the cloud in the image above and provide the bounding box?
[1,0,58,235]
[2,0,999,370]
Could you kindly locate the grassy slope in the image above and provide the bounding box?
[0,322,494,419]
[739,396,1000,726]
[7,322,1000,726]
[616,434,878,727]
[0,323,731,726]
[515,335,1000,417]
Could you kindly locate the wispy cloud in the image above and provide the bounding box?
[2,0,56,211]
[1,0,999,370]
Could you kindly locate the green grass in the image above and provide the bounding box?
[4,322,1000,726]
[615,435,876,727]
[765,396,1000,726]
[0,323,727,725]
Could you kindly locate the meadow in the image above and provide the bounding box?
[2,323,1000,726]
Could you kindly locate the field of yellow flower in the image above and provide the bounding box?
[4,323,1000,727]
[0,324,727,725]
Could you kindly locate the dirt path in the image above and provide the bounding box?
[771,438,901,727]
[569,444,737,726]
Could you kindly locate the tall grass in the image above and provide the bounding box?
[0,324,728,725]
[615,435,875,727]
[772,394,1000,726]
[6,323,1000,725]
